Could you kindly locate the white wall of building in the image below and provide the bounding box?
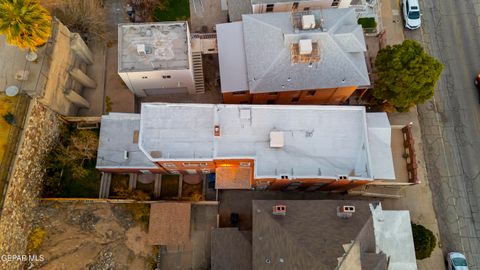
[119,69,195,97]
[251,0,356,13]
[252,1,333,13]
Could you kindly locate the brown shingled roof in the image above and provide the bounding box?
[148,202,191,245]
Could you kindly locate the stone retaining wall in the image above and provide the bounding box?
[0,100,61,270]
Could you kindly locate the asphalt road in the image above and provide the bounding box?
[403,0,480,267]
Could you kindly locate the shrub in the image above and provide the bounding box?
[27,228,48,253]
[55,0,106,42]
[105,96,112,113]
[114,187,151,201]
[125,203,150,229]
[3,112,15,125]
[411,223,437,259]
[358,17,377,29]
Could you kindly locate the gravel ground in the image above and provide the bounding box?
[0,100,61,270]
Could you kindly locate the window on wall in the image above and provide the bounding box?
[232,91,247,95]
[306,90,316,96]
[267,99,276,104]
[284,182,301,191]
[240,162,251,167]
[199,162,208,166]
[305,182,328,191]
[183,163,199,167]
[162,75,171,79]
[266,4,274,12]
[186,169,197,174]
[303,7,310,11]
[291,97,300,103]
[163,163,176,168]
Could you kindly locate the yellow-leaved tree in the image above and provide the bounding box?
[0,0,52,51]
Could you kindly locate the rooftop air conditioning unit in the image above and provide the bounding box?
[270,131,284,148]
[299,39,313,55]
[301,15,316,30]
[137,44,147,56]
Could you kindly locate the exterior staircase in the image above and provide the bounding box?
[192,52,205,93]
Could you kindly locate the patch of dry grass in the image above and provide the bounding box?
[0,94,18,161]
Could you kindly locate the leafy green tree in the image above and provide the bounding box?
[0,0,52,51]
[373,40,443,112]
[411,223,437,259]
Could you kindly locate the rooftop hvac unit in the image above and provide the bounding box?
[270,131,284,148]
[299,39,313,55]
[137,44,147,56]
[301,15,316,30]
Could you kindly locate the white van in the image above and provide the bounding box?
[402,0,421,29]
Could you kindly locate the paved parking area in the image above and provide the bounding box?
[104,0,135,113]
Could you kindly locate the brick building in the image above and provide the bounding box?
[216,8,370,105]
[212,200,417,269]
[96,103,395,192]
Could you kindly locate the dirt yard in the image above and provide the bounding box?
[29,201,155,270]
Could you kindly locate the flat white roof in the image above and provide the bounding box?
[371,203,417,270]
[139,103,395,180]
[367,113,396,179]
[118,22,189,72]
[96,113,157,169]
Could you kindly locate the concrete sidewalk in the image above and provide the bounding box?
[376,0,445,269]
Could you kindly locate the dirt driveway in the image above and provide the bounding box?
[30,201,154,270]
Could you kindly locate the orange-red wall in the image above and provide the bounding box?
[99,160,369,192]
[223,86,358,105]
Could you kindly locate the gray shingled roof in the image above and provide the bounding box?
[252,200,377,269]
[241,9,370,93]
[211,228,252,270]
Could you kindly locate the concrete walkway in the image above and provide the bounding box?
[377,0,445,269]
[103,0,135,113]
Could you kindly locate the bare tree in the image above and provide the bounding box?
[55,0,106,43]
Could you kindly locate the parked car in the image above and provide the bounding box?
[447,252,468,270]
[474,73,480,100]
[402,0,421,29]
